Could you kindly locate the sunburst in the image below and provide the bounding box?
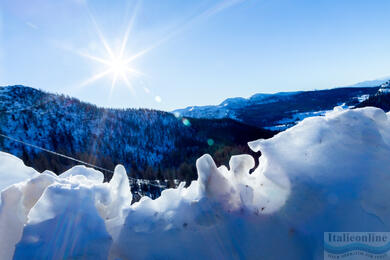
[78,7,147,97]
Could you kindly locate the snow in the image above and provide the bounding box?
[14,182,112,260]
[378,81,390,94]
[59,165,104,184]
[0,152,39,192]
[357,94,370,102]
[264,109,331,130]
[264,103,355,131]
[1,107,390,259]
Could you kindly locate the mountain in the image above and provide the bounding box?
[174,86,381,130]
[173,91,302,121]
[0,85,275,197]
[336,76,390,88]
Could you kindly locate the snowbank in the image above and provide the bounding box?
[0,107,390,259]
[0,152,39,192]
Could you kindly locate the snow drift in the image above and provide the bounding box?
[1,107,390,259]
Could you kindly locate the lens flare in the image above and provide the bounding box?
[182,118,191,127]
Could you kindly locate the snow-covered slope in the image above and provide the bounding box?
[1,107,389,259]
[0,85,191,168]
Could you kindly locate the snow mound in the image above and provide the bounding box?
[0,152,39,192]
[0,107,390,259]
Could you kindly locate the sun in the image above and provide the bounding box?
[78,43,144,96]
[109,57,127,76]
[77,10,148,97]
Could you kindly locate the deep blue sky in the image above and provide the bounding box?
[1,0,390,111]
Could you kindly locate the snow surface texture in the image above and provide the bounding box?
[1,107,390,259]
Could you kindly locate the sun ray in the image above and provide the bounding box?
[121,73,131,87]
[86,8,115,59]
[108,73,119,101]
[79,52,111,66]
[121,73,135,95]
[127,68,144,76]
[120,0,141,58]
[124,46,153,65]
[79,69,112,88]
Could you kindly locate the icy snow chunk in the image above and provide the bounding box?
[0,152,39,192]
[14,182,112,260]
[60,165,104,184]
[196,154,233,200]
[0,173,55,260]
[0,185,25,260]
[103,165,132,221]
[229,154,254,178]
[0,164,129,260]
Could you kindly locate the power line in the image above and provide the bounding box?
[0,133,114,173]
[0,132,167,189]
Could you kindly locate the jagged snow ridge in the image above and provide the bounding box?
[1,107,390,259]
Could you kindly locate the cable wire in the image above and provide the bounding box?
[0,133,168,188]
[0,132,114,173]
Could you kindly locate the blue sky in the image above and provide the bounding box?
[1,0,390,111]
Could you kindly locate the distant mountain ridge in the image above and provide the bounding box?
[174,85,382,129]
[174,90,303,121]
[336,76,390,88]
